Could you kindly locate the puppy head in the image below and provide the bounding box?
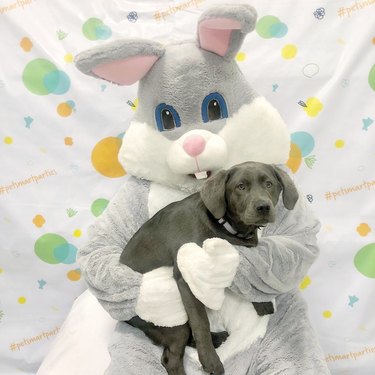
[200,162,299,225]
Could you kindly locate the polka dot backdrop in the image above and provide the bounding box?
[0,0,374,374]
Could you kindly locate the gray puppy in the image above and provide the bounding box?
[120,161,298,375]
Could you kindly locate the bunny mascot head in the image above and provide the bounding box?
[76,4,290,192]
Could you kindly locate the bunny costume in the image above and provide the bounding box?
[76,4,330,374]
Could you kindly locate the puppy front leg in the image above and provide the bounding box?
[174,267,224,375]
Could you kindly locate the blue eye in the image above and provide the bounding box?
[202,92,228,123]
[155,104,181,132]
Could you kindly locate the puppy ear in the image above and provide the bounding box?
[200,170,227,219]
[273,166,299,210]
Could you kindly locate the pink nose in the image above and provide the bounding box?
[183,135,206,157]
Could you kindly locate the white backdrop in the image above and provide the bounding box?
[0,0,374,374]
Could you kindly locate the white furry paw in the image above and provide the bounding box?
[135,267,188,327]
[177,239,239,310]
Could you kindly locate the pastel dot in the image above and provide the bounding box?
[20,37,33,52]
[323,310,332,318]
[372,37,375,45]
[335,139,345,148]
[67,269,81,281]
[4,136,13,144]
[64,53,74,63]
[0,267,3,274]
[303,97,324,117]
[369,64,375,91]
[64,137,73,146]
[18,297,27,304]
[91,198,109,217]
[91,137,126,178]
[357,223,371,237]
[73,229,82,237]
[354,243,375,278]
[281,44,297,59]
[57,102,73,117]
[299,276,311,290]
[236,51,247,62]
[33,215,46,228]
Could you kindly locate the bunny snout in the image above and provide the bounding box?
[167,130,227,180]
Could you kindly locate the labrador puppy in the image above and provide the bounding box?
[120,161,299,375]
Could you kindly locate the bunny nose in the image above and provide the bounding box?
[183,134,206,157]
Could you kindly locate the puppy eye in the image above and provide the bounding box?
[202,92,228,123]
[155,104,181,132]
[237,183,246,190]
[265,181,273,188]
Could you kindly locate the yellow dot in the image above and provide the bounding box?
[323,310,332,318]
[57,102,72,117]
[73,229,82,237]
[18,297,27,304]
[4,136,13,144]
[282,44,298,59]
[299,276,311,290]
[236,51,247,62]
[64,53,74,63]
[335,139,345,148]
[0,267,4,274]
[131,98,139,112]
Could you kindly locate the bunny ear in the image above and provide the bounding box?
[75,39,165,85]
[197,4,257,60]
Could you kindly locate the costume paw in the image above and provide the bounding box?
[177,239,239,310]
[135,267,188,327]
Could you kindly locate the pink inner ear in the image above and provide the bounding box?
[92,55,159,85]
[199,18,242,57]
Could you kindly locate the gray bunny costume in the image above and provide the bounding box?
[76,4,331,374]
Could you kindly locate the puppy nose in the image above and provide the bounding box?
[256,203,270,214]
[182,134,206,157]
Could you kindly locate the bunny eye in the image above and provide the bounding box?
[155,104,181,132]
[202,92,228,123]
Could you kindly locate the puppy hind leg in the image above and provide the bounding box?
[161,324,190,375]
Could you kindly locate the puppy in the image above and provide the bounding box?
[120,161,299,375]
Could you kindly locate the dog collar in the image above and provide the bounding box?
[218,218,238,236]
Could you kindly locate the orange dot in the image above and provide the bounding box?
[67,269,81,281]
[57,102,72,117]
[372,37,375,45]
[64,137,73,146]
[33,215,46,228]
[356,223,371,237]
[286,143,302,174]
[20,37,33,52]
[91,137,126,178]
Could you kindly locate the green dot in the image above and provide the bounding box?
[369,64,375,91]
[354,243,375,278]
[82,18,104,40]
[34,233,67,264]
[91,198,109,217]
[22,59,57,95]
[256,16,280,39]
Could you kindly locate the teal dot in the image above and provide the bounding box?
[291,132,315,157]
[66,100,76,109]
[270,22,288,38]
[354,243,375,278]
[96,24,112,40]
[91,198,109,217]
[54,243,77,264]
[43,70,71,95]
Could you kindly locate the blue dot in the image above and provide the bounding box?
[291,132,315,157]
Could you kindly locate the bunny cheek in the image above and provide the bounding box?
[167,130,228,179]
